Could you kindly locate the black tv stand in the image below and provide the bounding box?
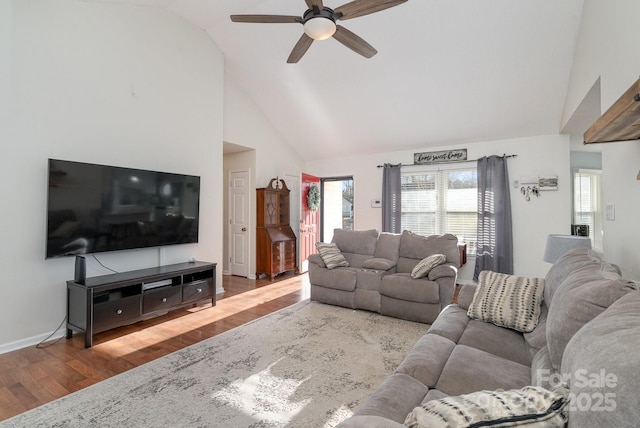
[66,261,216,348]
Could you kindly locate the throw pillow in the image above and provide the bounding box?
[404,384,569,428]
[467,270,545,333]
[315,242,349,270]
[411,254,446,279]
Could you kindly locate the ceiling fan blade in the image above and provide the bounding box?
[332,25,377,58]
[335,0,407,20]
[305,0,324,9]
[287,34,314,63]
[230,15,301,24]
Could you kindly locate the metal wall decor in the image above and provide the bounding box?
[520,176,558,201]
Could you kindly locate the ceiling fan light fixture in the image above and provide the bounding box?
[304,17,336,40]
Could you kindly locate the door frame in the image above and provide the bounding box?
[283,172,301,269]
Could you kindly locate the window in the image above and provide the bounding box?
[573,169,602,250]
[401,165,477,253]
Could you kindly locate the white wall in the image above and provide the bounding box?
[0,0,225,352]
[223,74,306,278]
[562,0,640,279]
[305,134,571,280]
[223,75,305,186]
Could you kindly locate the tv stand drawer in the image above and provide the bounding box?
[143,286,182,314]
[93,295,141,333]
[182,279,213,303]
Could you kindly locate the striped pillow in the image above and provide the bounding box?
[315,242,350,270]
[404,384,569,428]
[411,254,446,279]
[467,271,545,333]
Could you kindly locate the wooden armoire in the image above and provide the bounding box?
[256,178,297,280]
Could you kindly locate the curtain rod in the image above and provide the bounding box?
[376,154,517,168]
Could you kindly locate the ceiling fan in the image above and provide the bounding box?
[231,0,408,63]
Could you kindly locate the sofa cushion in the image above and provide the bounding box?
[308,264,357,292]
[435,345,531,396]
[420,389,449,404]
[316,242,350,269]
[396,334,456,388]
[458,319,530,366]
[467,270,545,333]
[523,304,548,360]
[531,346,556,389]
[410,254,446,279]
[426,305,470,343]
[404,384,569,428]
[374,232,401,262]
[352,373,428,424]
[332,228,378,255]
[543,248,602,306]
[362,258,396,271]
[546,262,636,370]
[456,283,477,311]
[380,274,440,304]
[561,291,640,428]
[396,231,459,273]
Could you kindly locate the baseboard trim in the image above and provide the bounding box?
[0,330,66,355]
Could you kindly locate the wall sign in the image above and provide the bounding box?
[414,149,467,165]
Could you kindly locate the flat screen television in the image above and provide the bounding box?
[46,159,201,259]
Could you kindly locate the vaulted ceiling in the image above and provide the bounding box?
[89,0,585,161]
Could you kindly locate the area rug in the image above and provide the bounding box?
[2,301,428,428]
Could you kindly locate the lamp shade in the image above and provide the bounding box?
[543,234,592,264]
[304,17,336,40]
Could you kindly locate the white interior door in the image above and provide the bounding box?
[229,169,250,277]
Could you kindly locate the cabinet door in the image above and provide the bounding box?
[263,191,278,226]
[279,192,290,225]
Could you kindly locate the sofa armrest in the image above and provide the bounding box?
[457,283,477,310]
[336,415,405,428]
[426,263,458,308]
[427,263,457,281]
[308,253,326,268]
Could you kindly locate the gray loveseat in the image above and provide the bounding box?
[337,248,640,427]
[309,229,460,324]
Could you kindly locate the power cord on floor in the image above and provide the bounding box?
[36,255,117,349]
[35,315,68,348]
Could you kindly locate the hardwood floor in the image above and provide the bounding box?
[0,272,310,422]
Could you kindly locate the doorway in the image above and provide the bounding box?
[321,176,354,243]
[229,168,250,277]
[300,173,320,273]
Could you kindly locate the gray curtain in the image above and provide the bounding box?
[474,155,513,281]
[382,163,401,233]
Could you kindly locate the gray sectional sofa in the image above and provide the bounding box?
[336,248,640,427]
[309,229,460,324]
